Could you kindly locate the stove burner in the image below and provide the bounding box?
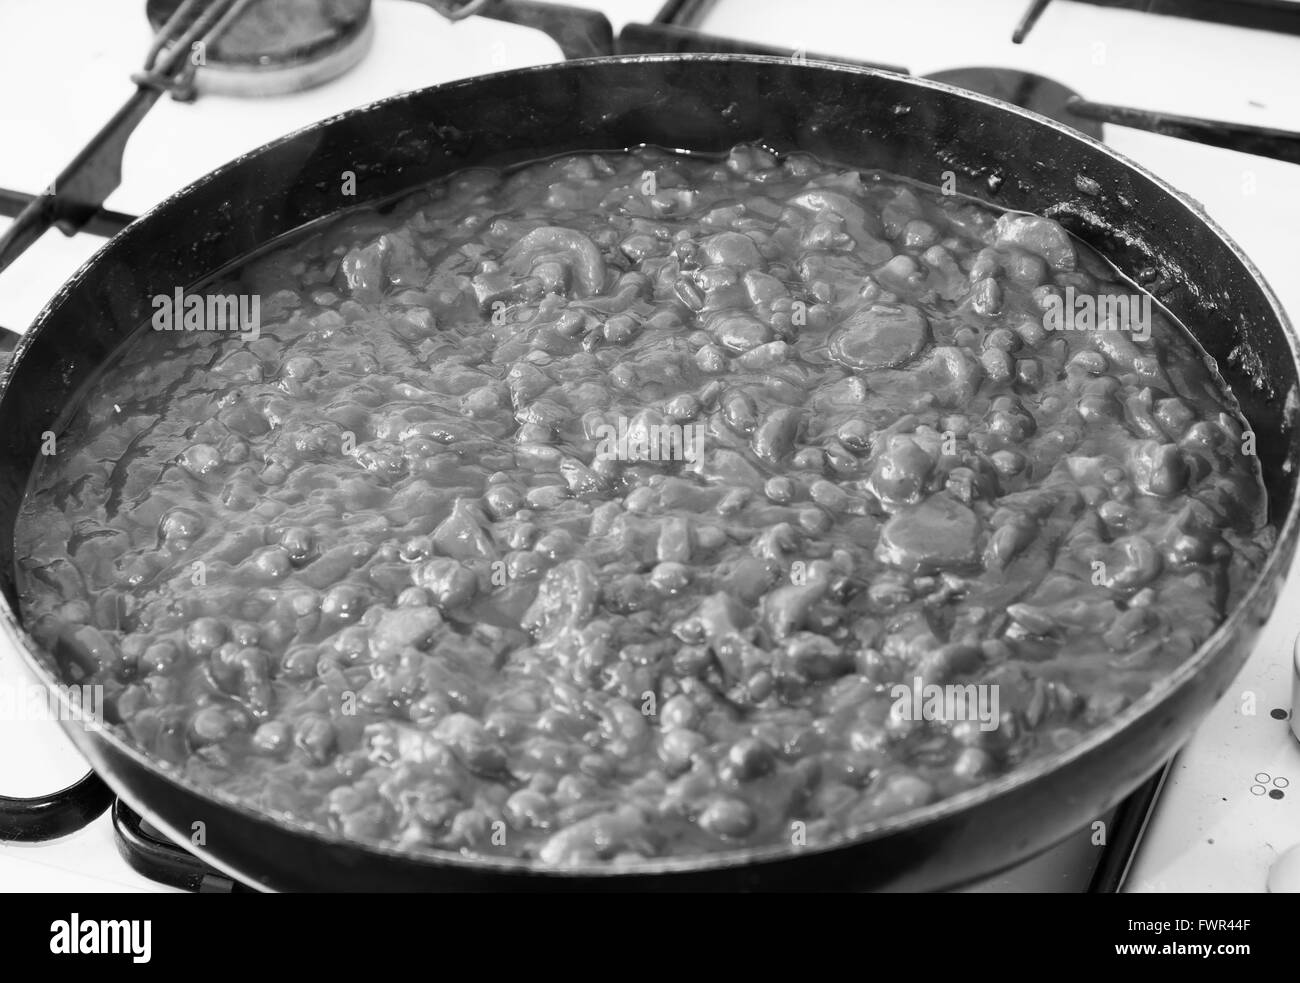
[145,0,374,97]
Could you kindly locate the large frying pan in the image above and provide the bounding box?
[1,55,1296,891]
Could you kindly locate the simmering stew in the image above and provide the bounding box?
[15,145,1272,865]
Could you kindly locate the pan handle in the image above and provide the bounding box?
[0,322,114,841]
[0,771,115,842]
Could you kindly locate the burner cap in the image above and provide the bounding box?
[145,0,374,97]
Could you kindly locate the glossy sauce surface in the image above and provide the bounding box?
[15,145,1273,865]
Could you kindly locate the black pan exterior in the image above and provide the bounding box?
[1,56,1296,891]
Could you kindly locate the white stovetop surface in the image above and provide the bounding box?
[1,0,1297,892]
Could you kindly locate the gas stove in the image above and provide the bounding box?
[1,0,1297,893]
